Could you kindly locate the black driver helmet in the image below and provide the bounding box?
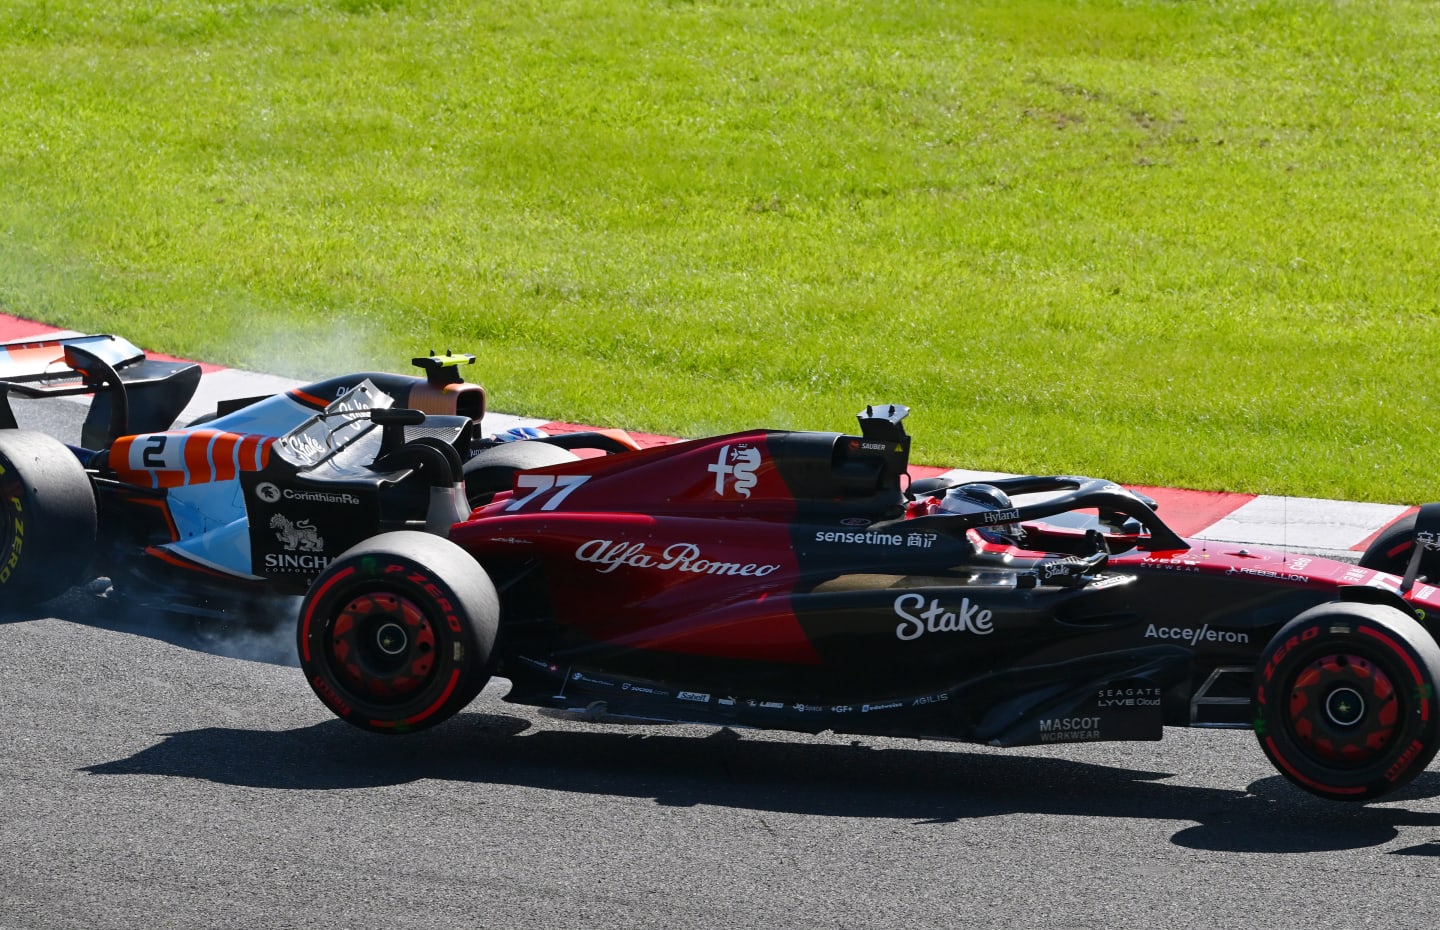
[939,483,1024,543]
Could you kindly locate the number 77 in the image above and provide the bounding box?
[504,474,590,512]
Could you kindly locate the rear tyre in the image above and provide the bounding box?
[1254,601,1440,801]
[0,430,98,608]
[462,441,579,505]
[298,531,499,733]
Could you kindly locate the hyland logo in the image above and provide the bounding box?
[708,443,761,498]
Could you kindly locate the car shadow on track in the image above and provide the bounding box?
[81,710,1440,854]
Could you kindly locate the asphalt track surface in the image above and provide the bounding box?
[6,349,1440,928]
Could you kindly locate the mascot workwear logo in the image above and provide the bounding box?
[708,443,760,498]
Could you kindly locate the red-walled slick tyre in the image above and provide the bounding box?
[0,430,97,609]
[298,531,499,734]
[1254,601,1440,802]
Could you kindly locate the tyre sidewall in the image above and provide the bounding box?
[0,431,97,607]
[1255,601,1440,801]
[462,441,580,505]
[1358,514,1420,576]
[298,532,497,733]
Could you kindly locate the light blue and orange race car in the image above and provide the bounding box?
[0,332,624,617]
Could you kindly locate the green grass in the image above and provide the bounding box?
[3,0,1440,501]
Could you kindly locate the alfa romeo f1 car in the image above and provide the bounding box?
[291,402,1440,804]
[9,335,1440,803]
[0,332,617,617]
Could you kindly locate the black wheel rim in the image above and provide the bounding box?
[327,591,439,702]
[1286,652,1399,767]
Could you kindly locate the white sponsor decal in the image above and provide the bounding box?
[708,443,761,498]
[893,593,994,641]
[678,691,711,703]
[1097,686,1161,708]
[1226,565,1309,584]
[813,530,904,546]
[1037,717,1102,742]
[281,489,361,505]
[264,553,331,571]
[258,483,357,505]
[575,539,781,578]
[1145,623,1249,646]
[1140,555,1201,574]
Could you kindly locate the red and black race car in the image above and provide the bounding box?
[293,401,1440,803]
[6,335,1440,802]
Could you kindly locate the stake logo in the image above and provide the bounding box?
[893,593,994,641]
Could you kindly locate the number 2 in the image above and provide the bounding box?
[141,435,168,468]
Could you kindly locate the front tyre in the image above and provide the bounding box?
[1254,601,1440,802]
[298,531,499,734]
[1359,513,1435,579]
[0,430,98,609]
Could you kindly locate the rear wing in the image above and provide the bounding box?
[0,333,144,387]
[0,333,201,449]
